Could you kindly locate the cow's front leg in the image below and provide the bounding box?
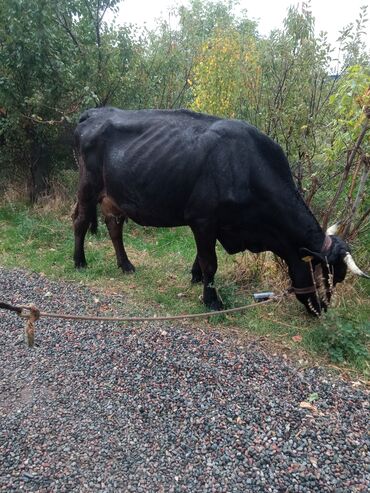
[191,254,203,283]
[105,215,135,273]
[191,224,223,311]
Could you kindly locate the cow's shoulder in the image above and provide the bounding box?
[209,118,266,143]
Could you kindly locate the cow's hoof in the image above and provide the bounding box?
[191,273,203,284]
[205,299,224,311]
[122,262,135,274]
[75,260,87,269]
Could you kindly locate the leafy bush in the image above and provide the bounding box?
[313,311,369,367]
[50,170,79,201]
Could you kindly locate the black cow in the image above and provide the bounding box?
[72,107,368,315]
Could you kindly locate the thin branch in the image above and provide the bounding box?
[349,206,370,238]
[171,62,194,108]
[53,13,81,53]
[322,116,369,230]
[342,159,369,238]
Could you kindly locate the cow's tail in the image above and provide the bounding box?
[89,204,98,234]
[72,200,99,235]
[73,147,99,235]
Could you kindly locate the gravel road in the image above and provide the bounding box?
[0,267,368,492]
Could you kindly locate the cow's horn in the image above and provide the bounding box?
[326,223,339,235]
[343,253,370,278]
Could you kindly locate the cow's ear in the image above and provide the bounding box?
[299,247,324,262]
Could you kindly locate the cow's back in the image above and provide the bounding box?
[75,108,295,228]
[75,109,220,226]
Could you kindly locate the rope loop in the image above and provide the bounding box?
[24,305,40,348]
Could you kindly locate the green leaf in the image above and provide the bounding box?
[307,392,319,403]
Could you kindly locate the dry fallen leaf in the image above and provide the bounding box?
[99,304,110,312]
[299,401,320,414]
[292,335,302,343]
[309,456,318,468]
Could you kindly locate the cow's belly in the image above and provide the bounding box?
[104,167,197,227]
[125,207,188,227]
[217,226,267,255]
[217,230,248,254]
[100,192,188,228]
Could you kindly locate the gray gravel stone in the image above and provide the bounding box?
[0,267,369,492]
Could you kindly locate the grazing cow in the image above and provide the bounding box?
[72,107,368,315]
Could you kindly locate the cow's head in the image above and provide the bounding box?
[293,225,369,315]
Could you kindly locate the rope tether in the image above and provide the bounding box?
[0,293,288,348]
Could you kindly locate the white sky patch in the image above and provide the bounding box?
[115,0,370,48]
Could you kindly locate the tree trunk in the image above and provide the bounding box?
[27,129,51,203]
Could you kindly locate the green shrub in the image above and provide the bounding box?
[313,311,369,367]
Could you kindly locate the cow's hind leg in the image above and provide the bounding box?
[72,201,92,268]
[191,254,203,283]
[104,215,135,273]
[191,223,223,310]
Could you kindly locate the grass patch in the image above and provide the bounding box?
[0,202,369,377]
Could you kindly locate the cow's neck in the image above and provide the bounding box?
[268,193,326,262]
[266,201,326,290]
